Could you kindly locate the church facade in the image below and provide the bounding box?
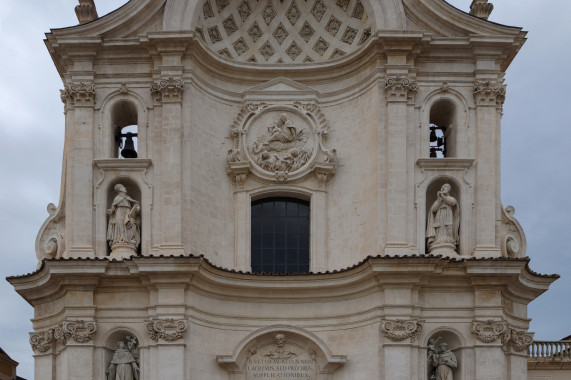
[9,1,559,379]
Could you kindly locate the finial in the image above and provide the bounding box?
[470,0,494,20]
[75,0,99,25]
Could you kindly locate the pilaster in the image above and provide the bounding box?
[61,80,96,258]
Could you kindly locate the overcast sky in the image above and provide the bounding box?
[0,1,569,378]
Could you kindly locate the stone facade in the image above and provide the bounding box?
[8,0,558,379]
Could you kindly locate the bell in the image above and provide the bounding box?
[430,129,437,142]
[120,132,138,158]
[430,148,437,158]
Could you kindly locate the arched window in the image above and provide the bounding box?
[429,99,456,158]
[251,197,310,274]
[111,100,139,158]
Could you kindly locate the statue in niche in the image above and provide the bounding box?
[264,333,297,359]
[106,337,140,380]
[250,113,311,174]
[426,183,459,256]
[428,341,457,380]
[107,184,140,258]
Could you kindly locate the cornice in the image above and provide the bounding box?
[8,255,558,306]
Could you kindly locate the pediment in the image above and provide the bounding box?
[243,77,318,103]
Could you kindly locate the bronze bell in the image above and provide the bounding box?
[120,132,138,158]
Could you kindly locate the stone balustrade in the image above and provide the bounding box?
[529,341,571,360]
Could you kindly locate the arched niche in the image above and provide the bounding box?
[106,178,142,256]
[420,89,469,159]
[97,89,149,160]
[217,325,346,379]
[425,177,461,256]
[425,328,465,380]
[95,327,146,380]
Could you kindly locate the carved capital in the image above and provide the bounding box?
[380,319,423,342]
[60,82,95,108]
[146,319,188,342]
[474,80,506,109]
[75,1,99,24]
[30,330,55,353]
[385,76,418,102]
[472,320,508,343]
[470,0,494,20]
[151,78,184,103]
[54,320,97,344]
[502,327,534,352]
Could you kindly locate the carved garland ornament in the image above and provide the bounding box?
[146,319,188,341]
[227,101,336,184]
[380,319,424,342]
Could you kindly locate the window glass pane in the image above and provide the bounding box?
[252,197,309,274]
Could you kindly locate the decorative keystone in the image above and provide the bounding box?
[75,0,99,24]
[470,0,494,20]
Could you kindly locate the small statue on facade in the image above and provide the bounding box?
[107,184,140,259]
[264,334,297,359]
[426,183,459,256]
[106,338,140,380]
[428,341,457,380]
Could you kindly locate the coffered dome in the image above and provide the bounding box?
[196,0,373,63]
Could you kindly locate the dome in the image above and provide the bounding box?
[196,0,373,63]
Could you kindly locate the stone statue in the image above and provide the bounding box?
[107,184,140,258]
[429,342,457,380]
[264,333,297,359]
[426,183,459,256]
[106,339,140,380]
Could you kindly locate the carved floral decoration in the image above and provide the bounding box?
[145,319,188,341]
[227,102,336,184]
[380,319,424,342]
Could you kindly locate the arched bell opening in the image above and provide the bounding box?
[429,99,457,158]
[111,100,139,159]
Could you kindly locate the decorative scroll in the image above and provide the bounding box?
[385,76,418,101]
[380,319,423,342]
[60,82,95,107]
[54,320,97,344]
[146,319,188,341]
[503,328,534,352]
[151,77,184,103]
[472,320,508,343]
[30,330,55,353]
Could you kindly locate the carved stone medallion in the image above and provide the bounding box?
[227,102,336,184]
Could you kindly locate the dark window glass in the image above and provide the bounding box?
[251,197,310,274]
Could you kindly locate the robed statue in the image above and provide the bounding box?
[107,184,140,258]
[106,339,140,380]
[426,183,459,255]
[428,342,457,380]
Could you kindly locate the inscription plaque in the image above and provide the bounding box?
[246,334,317,379]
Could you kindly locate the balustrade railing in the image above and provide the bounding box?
[528,341,571,360]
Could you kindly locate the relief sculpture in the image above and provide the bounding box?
[250,113,311,174]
